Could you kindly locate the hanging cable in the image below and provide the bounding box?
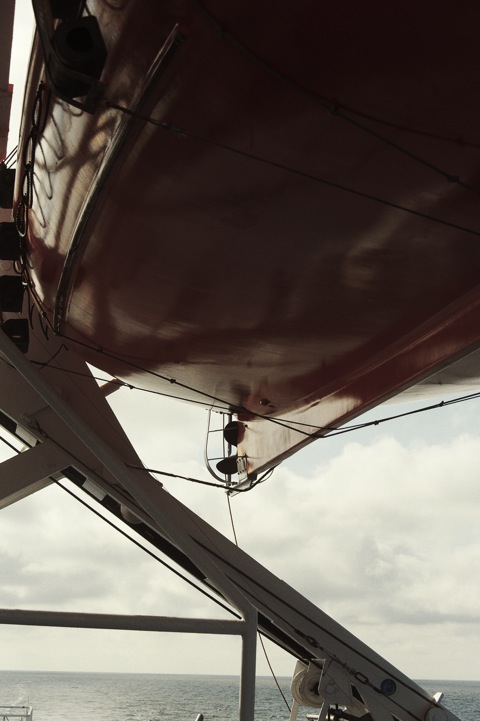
[105,100,480,239]
[127,464,231,490]
[258,634,292,714]
[226,495,238,546]
[0,421,239,617]
[225,481,292,714]
[0,417,239,611]
[125,463,268,494]
[184,0,480,192]
[55,478,239,618]
[25,353,480,444]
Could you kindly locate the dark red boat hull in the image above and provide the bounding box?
[16,1,480,472]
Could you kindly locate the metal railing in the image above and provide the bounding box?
[0,707,33,721]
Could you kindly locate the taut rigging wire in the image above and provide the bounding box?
[0,430,240,618]
[105,100,480,239]
[125,463,272,494]
[184,0,480,193]
[55,478,239,617]
[27,353,480,444]
[225,482,292,714]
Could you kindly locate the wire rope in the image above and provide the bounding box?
[184,0,480,195]
[225,479,292,714]
[27,354,480,444]
[105,100,480,239]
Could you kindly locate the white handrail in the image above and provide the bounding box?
[0,706,33,721]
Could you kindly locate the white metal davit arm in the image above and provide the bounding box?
[0,328,464,721]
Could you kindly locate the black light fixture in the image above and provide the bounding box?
[2,319,29,353]
[31,0,107,112]
[0,276,25,312]
[0,223,21,261]
[216,455,238,477]
[223,420,242,447]
[51,16,107,99]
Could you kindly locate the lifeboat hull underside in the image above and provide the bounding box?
[16,0,480,474]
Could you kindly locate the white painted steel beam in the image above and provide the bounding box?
[0,329,461,721]
[0,330,258,721]
[0,608,245,635]
[0,441,70,508]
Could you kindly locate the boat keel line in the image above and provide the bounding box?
[0,330,461,721]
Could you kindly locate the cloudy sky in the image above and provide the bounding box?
[0,383,479,681]
[1,0,479,686]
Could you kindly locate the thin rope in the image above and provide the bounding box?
[184,0,480,194]
[55,479,239,617]
[105,100,480,239]
[225,483,292,713]
[25,355,480,442]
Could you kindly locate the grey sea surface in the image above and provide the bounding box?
[0,671,478,721]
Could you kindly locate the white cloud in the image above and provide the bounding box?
[0,387,479,680]
[222,430,480,678]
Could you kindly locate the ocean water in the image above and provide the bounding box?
[0,671,478,721]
